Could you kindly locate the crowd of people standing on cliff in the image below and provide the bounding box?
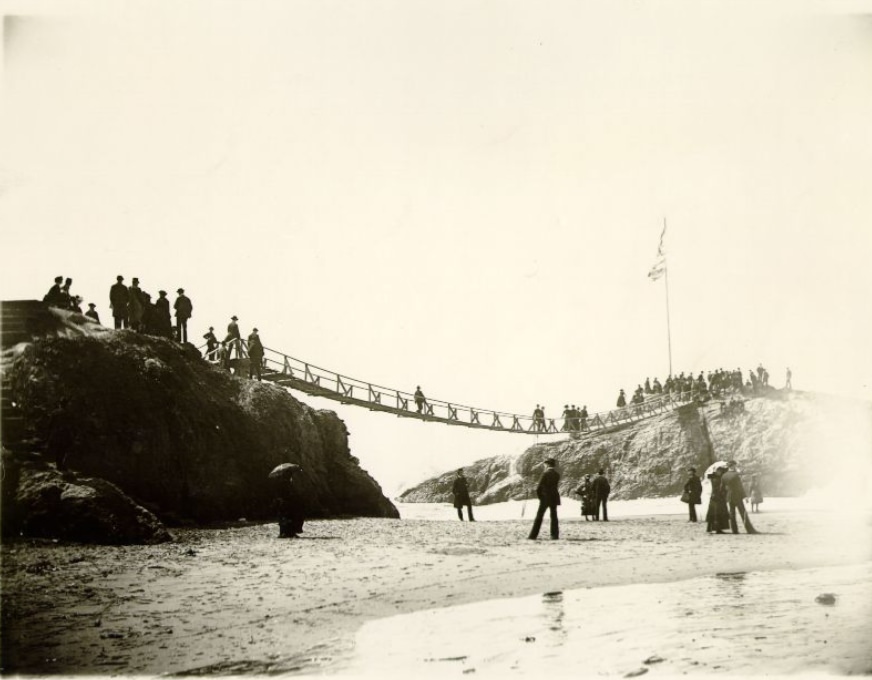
[42,275,267,380]
[537,364,789,434]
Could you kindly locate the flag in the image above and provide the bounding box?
[648,222,666,281]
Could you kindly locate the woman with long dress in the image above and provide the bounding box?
[705,466,729,534]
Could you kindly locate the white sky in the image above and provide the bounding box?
[2,0,871,495]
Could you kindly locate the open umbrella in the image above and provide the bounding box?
[703,461,729,479]
[269,463,302,479]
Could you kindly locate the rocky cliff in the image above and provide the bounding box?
[1,304,398,543]
[398,391,872,504]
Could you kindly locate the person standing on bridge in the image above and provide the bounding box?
[225,315,242,358]
[452,469,475,521]
[532,404,546,432]
[414,386,428,414]
[528,457,561,540]
[579,405,589,431]
[248,328,264,381]
[203,326,218,360]
[616,389,626,408]
[109,275,129,329]
[174,288,193,343]
[784,367,792,390]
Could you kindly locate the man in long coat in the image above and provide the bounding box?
[452,468,475,521]
[721,460,757,533]
[683,467,703,522]
[225,315,242,358]
[174,288,193,343]
[528,457,561,540]
[247,328,264,381]
[155,291,173,338]
[592,469,611,521]
[109,275,129,329]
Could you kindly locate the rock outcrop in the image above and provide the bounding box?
[1,304,398,543]
[1,450,172,544]
[399,391,872,504]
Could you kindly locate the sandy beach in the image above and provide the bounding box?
[2,497,871,676]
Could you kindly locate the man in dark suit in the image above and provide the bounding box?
[721,460,757,534]
[528,457,561,540]
[683,467,703,522]
[452,468,475,521]
[109,275,129,329]
[592,469,611,521]
[174,288,193,343]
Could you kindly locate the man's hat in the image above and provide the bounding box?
[231,315,238,320]
[159,290,167,296]
[545,457,557,466]
[132,277,139,283]
[177,288,184,293]
[252,328,259,332]
[88,302,96,308]
[117,275,124,281]
[54,276,63,283]
[208,326,214,331]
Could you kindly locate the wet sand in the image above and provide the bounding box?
[2,499,871,676]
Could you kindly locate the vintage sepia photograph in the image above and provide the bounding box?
[2,0,871,677]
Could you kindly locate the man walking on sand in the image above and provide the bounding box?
[528,457,561,540]
[592,469,611,521]
[452,468,475,521]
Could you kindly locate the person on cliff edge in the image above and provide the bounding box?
[528,457,561,540]
[452,468,475,521]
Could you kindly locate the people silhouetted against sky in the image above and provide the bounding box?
[414,386,427,414]
[109,275,129,329]
[85,303,100,324]
[174,288,193,343]
[203,326,218,360]
[225,315,242,358]
[248,328,264,381]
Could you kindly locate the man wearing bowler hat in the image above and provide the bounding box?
[528,457,561,540]
[174,288,193,343]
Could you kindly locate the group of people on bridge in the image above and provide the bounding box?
[202,317,266,381]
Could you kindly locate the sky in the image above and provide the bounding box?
[2,0,871,495]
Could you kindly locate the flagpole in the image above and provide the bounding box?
[663,217,673,377]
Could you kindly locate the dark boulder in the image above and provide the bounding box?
[1,450,172,544]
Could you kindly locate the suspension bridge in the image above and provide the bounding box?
[209,339,692,436]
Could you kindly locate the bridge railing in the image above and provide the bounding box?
[254,346,689,435]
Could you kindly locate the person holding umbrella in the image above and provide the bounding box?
[269,462,305,538]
